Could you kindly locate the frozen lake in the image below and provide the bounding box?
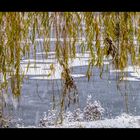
[2,39,140,127]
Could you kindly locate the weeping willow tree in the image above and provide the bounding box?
[0,12,140,124]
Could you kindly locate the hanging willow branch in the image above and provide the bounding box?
[0,12,140,119]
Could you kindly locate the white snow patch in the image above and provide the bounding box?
[22,59,57,64]
[71,74,86,78]
[103,61,109,65]
[110,66,140,82]
[36,52,56,55]
[30,74,85,80]
[69,58,89,67]
[110,69,123,73]
[123,77,140,81]
[110,66,140,73]
[76,53,90,58]
[130,72,140,78]
[30,76,61,80]
[20,52,91,79]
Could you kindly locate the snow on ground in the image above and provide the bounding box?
[20,52,140,82]
[122,77,140,81]
[110,65,140,81]
[16,113,140,128]
[30,74,85,80]
[36,51,56,55]
[110,66,140,73]
[20,52,90,79]
[71,74,86,78]
[103,61,110,65]
[58,114,140,128]
[21,59,57,64]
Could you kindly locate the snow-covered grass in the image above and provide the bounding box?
[47,114,140,128]
[59,115,140,128]
[16,113,140,128]
[14,95,140,128]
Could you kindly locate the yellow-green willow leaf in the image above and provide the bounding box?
[1,12,140,122]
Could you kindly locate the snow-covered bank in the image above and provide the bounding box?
[14,95,140,128]
[51,114,140,128]
[60,114,140,128]
[16,113,140,128]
